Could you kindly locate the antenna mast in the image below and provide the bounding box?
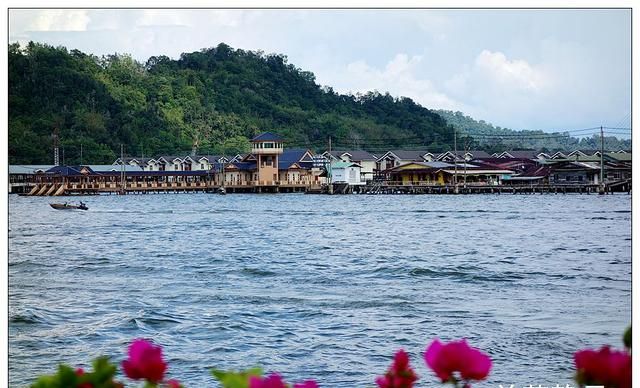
[120,144,125,194]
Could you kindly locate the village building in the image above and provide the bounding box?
[381,161,514,186]
[330,162,364,186]
[374,150,432,177]
[10,133,631,195]
[323,150,378,183]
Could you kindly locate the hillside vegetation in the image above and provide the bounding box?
[9,42,629,164]
[436,110,631,154]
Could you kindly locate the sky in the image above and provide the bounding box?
[7,8,632,134]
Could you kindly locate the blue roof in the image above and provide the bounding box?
[251,132,283,142]
[45,166,96,176]
[229,162,257,171]
[280,149,309,162]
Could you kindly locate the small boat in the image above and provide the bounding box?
[50,202,88,210]
[218,187,227,195]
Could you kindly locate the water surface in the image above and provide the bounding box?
[9,194,632,387]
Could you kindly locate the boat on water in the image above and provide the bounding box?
[218,187,227,195]
[50,202,88,211]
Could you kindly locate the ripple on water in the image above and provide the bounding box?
[8,194,631,387]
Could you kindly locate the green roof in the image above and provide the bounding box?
[331,162,360,168]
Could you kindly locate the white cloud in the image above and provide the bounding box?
[343,53,462,111]
[474,50,548,92]
[26,10,90,32]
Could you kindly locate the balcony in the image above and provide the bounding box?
[251,142,283,155]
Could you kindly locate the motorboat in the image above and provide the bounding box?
[50,202,88,210]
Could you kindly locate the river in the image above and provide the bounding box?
[8,193,632,387]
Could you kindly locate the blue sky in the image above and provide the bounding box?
[8,9,632,133]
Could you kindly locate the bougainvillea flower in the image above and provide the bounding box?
[376,349,419,388]
[574,346,631,388]
[121,339,167,383]
[75,368,93,388]
[166,379,182,388]
[249,373,288,388]
[424,339,492,383]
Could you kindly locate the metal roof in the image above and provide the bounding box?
[9,165,54,174]
[331,162,361,168]
[251,132,283,142]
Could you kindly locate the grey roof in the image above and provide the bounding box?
[385,150,429,160]
[157,155,186,162]
[501,151,539,159]
[89,165,144,172]
[423,161,455,168]
[188,155,227,163]
[9,165,54,174]
[328,150,378,161]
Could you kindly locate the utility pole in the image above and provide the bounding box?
[599,126,605,194]
[328,136,333,194]
[52,127,60,166]
[464,137,469,189]
[120,144,126,195]
[453,128,459,193]
[80,143,83,166]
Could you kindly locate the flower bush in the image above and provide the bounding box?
[30,327,631,388]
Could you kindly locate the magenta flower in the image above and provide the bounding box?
[424,339,492,384]
[376,349,418,388]
[121,339,167,383]
[574,346,631,388]
[249,373,287,388]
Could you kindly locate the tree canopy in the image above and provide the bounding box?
[9,42,629,164]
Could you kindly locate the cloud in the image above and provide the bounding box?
[474,50,548,91]
[440,50,556,129]
[25,10,90,32]
[342,53,462,111]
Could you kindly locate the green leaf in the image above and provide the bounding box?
[623,326,631,349]
[211,367,263,388]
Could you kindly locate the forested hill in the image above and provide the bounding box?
[436,110,631,154]
[9,42,459,164]
[9,42,629,165]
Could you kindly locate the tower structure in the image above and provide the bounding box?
[250,132,283,185]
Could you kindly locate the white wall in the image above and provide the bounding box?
[331,166,363,185]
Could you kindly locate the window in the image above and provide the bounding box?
[200,163,205,169]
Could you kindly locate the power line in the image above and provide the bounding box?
[602,127,631,131]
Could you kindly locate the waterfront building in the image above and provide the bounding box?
[330,162,364,186]
[374,150,431,176]
[323,150,378,183]
[9,165,53,194]
[382,161,514,186]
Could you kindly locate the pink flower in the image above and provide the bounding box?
[574,346,631,388]
[75,368,93,388]
[376,349,418,388]
[249,373,287,388]
[166,379,182,388]
[424,339,492,383]
[121,339,167,383]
